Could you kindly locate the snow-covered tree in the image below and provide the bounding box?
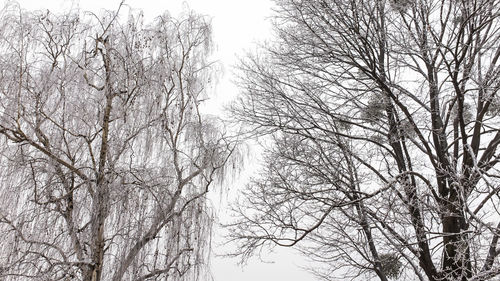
[229,0,500,280]
[0,3,233,280]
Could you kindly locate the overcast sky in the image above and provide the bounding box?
[0,0,318,280]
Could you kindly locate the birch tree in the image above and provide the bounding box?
[0,3,232,281]
[229,0,500,280]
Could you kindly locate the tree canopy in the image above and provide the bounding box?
[0,3,233,280]
[229,0,500,280]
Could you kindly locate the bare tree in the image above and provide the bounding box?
[229,0,500,280]
[0,2,233,281]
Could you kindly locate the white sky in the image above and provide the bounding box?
[4,0,319,280]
